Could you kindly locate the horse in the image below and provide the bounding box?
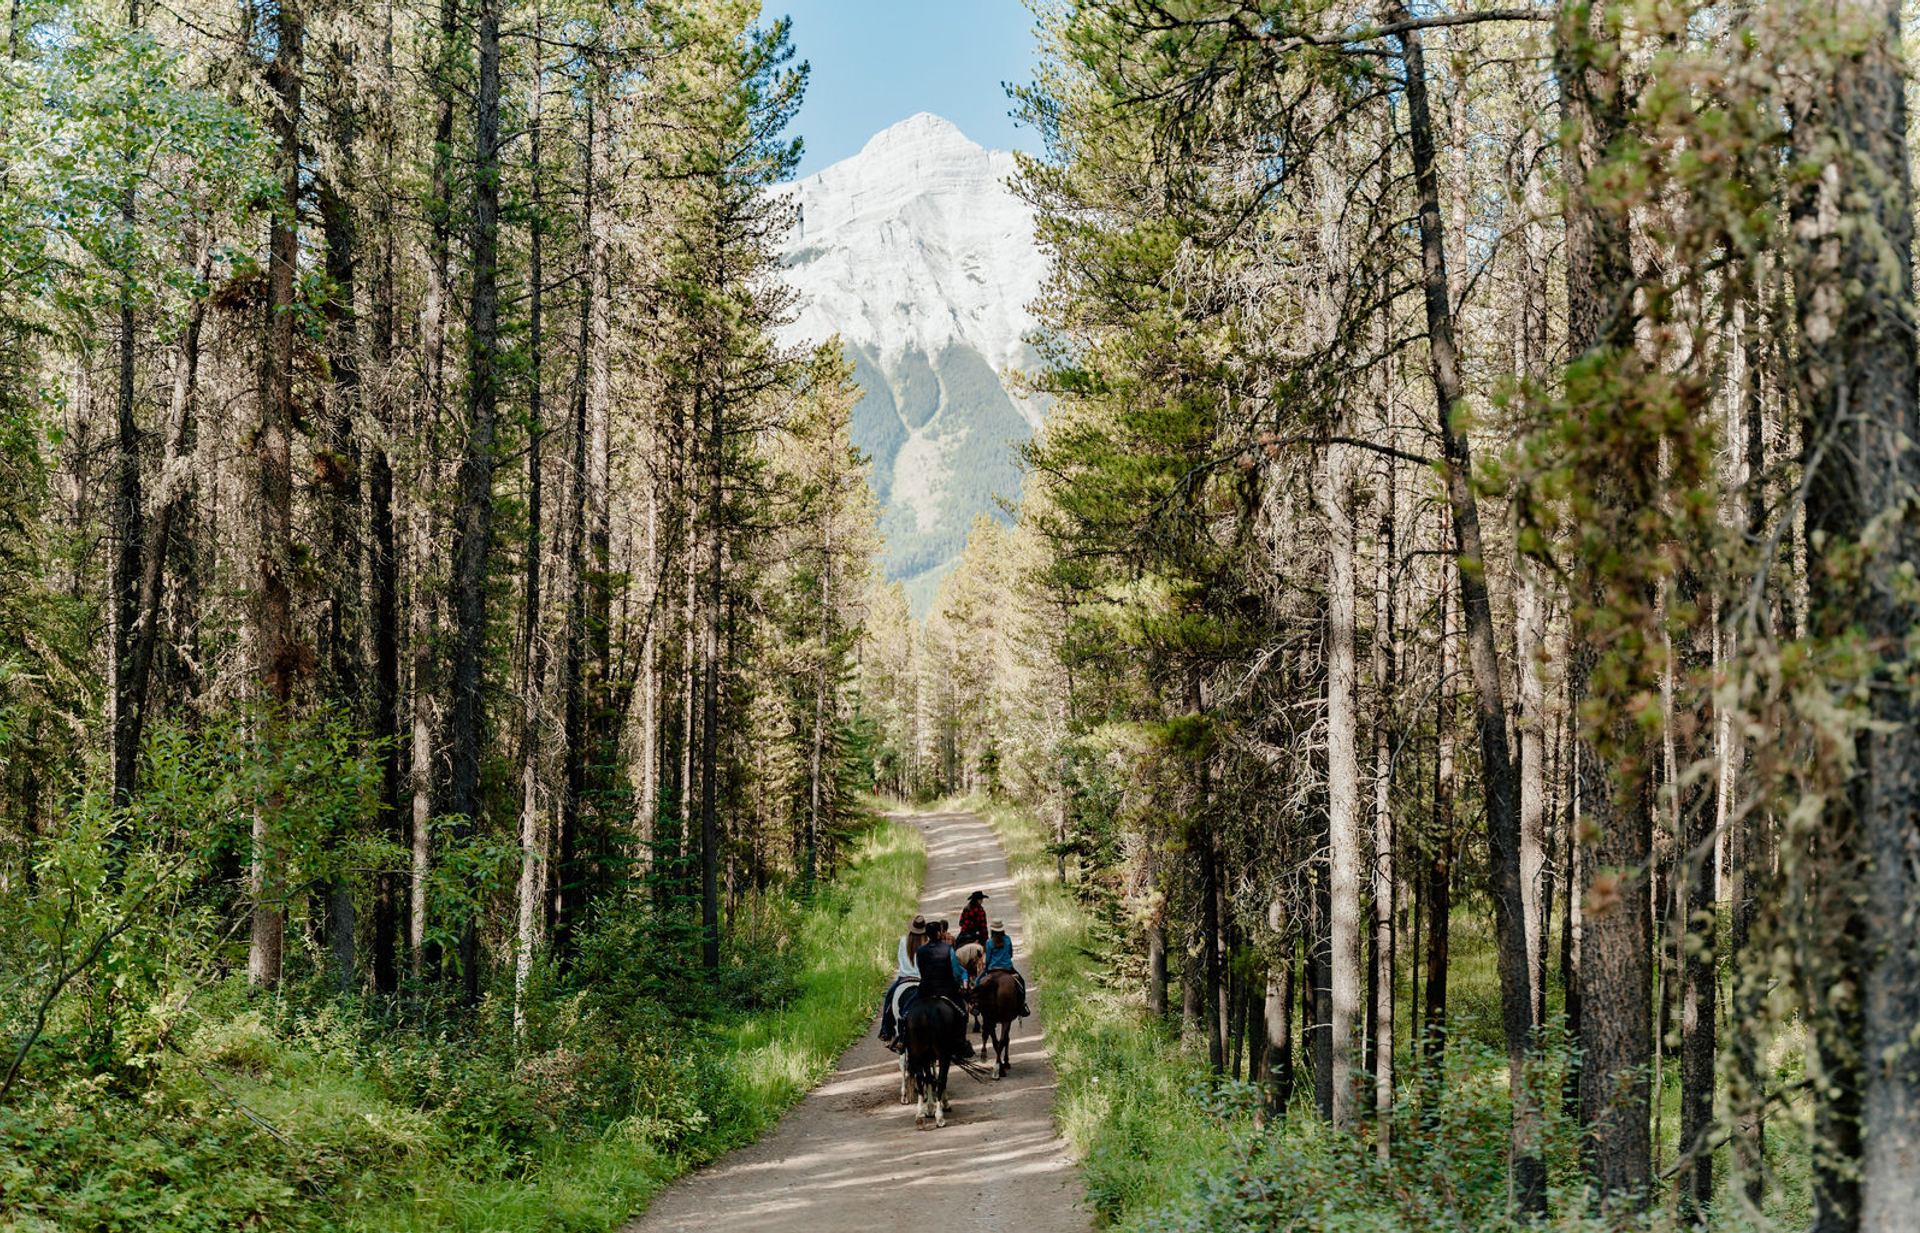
[974,969,1022,1078]
[898,994,967,1128]
[889,978,921,1103]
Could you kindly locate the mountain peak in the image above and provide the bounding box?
[857,112,978,157]
[778,113,1046,614]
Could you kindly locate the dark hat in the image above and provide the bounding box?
[967,891,988,901]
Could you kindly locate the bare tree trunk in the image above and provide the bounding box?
[124,235,212,829]
[1424,566,1454,1093]
[1391,12,1543,1210]
[1371,454,1397,1156]
[1516,556,1549,1031]
[1557,0,1653,1208]
[410,0,460,981]
[249,0,303,991]
[109,0,144,820]
[1147,912,1168,1019]
[1265,933,1296,1114]
[444,0,503,1004]
[699,377,722,973]
[1727,292,1769,1207]
[1787,7,1920,1227]
[514,16,550,1031]
[368,0,403,995]
[1323,442,1362,1131]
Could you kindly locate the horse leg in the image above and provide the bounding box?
[996,1019,1011,1077]
[899,1053,911,1104]
[935,1056,949,1128]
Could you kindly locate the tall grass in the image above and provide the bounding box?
[352,813,926,1231]
[0,815,924,1233]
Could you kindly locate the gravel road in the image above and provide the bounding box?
[622,809,1090,1233]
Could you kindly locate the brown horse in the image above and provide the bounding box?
[974,970,1022,1078]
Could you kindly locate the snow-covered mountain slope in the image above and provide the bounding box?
[777,113,1046,614]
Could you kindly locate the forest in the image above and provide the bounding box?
[2,0,1917,1230]
[0,0,906,1226]
[866,1,1920,1230]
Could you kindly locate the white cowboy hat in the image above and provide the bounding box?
[990,919,1006,932]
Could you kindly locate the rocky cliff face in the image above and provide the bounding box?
[777,113,1045,613]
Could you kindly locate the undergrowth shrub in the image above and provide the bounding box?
[0,807,922,1232]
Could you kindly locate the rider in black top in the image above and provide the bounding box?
[914,931,974,1058]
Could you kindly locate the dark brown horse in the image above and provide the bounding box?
[974,970,1022,1078]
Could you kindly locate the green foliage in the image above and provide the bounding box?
[974,796,1811,1233]
[0,811,923,1233]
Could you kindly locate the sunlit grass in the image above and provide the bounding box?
[339,812,924,1232]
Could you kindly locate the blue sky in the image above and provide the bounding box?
[772,0,1043,177]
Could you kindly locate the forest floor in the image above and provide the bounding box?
[621,809,1090,1233]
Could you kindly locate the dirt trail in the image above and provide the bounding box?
[623,810,1090,1233]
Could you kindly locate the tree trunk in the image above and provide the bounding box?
[514,17,550,1031]
[1391,12,1543,1210]
[1424,569,1454,1087]
[1557,0,1654,1208]
[368,0,403,995]
[1675,575,1718,1224]
[555,95,596,957]
[318,66,363,995]
[1788,7,1920,1227]
[700,378,722,973]
[125,235,212,833]
[250,0,303,991]
[110,0,144,819]
[1371,458,1397,1156]
[1311,853,1332,1118]
[1323,442,1362,1131]
[1268,939,1296,1113]
[444,0,503,1004]
[1147,910,1168,1019]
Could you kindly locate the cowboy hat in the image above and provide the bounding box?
[990,919,1005,932]
[967,891,988,901]
[909,914,927,933]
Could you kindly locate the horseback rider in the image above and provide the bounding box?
[984,919,1030,1017]
[914,921,975,1059]
[877,914,927,1046]
[956,890,989,949]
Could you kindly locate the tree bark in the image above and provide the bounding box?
[367,0,403,995]
[1323,442,1362,1131]
[1557,0,1653,1208]
[700,376,722,973]
[444,0,503,1004]
[514,13,550,1030]
[1391,11,1543,1210]
[1371,457,1397,1156]
[1265,933,1296,1113]
[109,0,144,820]
[1787,7,1920,1227]
[249,0,304,991]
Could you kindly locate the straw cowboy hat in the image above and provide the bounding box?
[909,914,928,934]
[990,919,1006,932]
